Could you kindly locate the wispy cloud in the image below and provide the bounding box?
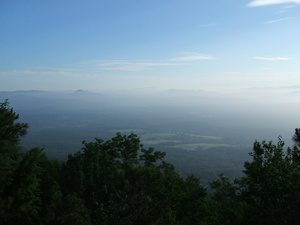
[265,17,293,23]
[254,56,290,60]
[284,4,297,8]
[169,54,214,61]
[81,60,184,71]
[0,69,79,77]
[247,0,300,7]
[81,54,214,71]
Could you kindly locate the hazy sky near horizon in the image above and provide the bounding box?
[1,0,299,92]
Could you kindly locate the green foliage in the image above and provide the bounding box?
[0,100,28,146]
[0,100,28,193]
[206,175,243,225]
[238,137,300,225]
[52,193,91,225]
[36,157,63,224]
[0,100,30,224]
[292,128,300,147]
[209,136,300,225]
[5,148,45,224]
[61,132,207,225]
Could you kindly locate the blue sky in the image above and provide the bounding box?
[1,0,300,92]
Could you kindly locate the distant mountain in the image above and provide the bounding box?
[73,89,104,96]
[0,90,107,111]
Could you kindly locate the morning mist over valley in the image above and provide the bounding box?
[1,87,298,182]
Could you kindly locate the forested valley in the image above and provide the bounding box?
[1,98,300,225]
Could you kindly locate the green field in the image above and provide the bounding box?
[107,130,232,151]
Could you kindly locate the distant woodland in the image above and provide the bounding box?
[1,100,300,225]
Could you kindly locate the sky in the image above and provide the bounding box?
[1,0,300,92]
